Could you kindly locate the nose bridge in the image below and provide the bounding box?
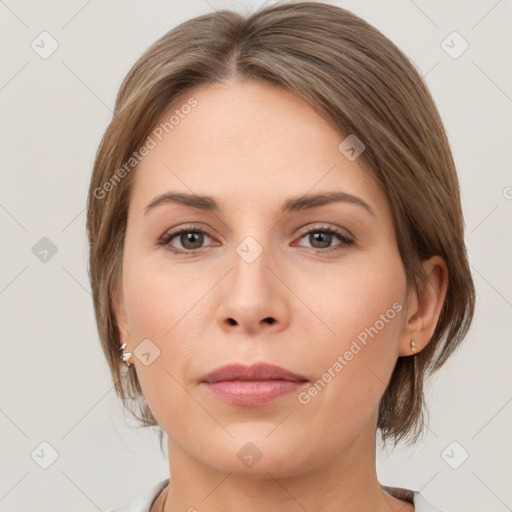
[216,228,290,333]
[228,207,277,287]
[231,231,276,306]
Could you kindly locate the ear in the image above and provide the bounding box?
[398,256,448,356]
[112,281,131,349]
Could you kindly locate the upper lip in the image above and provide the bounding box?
[201,362,309,383]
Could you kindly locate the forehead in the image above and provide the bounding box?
[130,79,387,218]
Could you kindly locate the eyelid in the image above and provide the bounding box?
[292,224,355,251]
[159,223,216,245]
[295,223,354,241]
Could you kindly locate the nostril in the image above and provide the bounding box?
[264,317,275,324]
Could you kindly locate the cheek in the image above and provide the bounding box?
[303,250,406,349]
[120,266,196,435]
[298,254,406,419]
[122,251,208,339]
[119,253,202,406]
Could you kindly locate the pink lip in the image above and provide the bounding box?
[200,362,309,406]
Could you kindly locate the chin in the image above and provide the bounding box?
[199,435,312,479]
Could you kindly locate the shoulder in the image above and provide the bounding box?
[106,478,169,512]
[383,485,448,512]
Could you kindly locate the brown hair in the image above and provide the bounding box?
[86,0,475,450]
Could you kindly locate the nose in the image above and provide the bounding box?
[215,238,291,336]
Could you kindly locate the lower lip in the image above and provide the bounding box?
[201,380,308,406]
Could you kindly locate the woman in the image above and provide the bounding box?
[87,2,475,511]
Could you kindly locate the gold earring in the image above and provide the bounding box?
[119,343,133,366]
[410,339,416,353]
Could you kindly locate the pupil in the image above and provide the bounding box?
[182,232,203,249]
[311,232,331,248]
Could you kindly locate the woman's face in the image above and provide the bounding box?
[115,79,413,476]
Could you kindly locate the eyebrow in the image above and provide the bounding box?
[144,191,376,217]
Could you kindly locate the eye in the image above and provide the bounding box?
[159,225,215,253]
[293,225,354,251]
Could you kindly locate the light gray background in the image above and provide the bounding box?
[0,1,511,511]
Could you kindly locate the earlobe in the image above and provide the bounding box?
[399,256,448,356]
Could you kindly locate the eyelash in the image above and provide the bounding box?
[159,224,355,255]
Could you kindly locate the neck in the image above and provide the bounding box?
[160,412,412,512]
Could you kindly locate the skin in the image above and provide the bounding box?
[114,78,448,512]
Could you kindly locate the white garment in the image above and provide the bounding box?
[106,478,447,512]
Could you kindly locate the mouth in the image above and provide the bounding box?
[200,362,309,406]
